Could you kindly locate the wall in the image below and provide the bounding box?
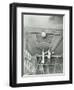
[0,0,74,90]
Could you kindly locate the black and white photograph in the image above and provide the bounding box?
[22,14,63,76]
[10,3,72,87]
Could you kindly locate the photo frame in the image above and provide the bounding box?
[10,3,72,87]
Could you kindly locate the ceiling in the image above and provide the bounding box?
[23,15,63,56]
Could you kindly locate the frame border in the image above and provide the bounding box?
[10,3,72,87]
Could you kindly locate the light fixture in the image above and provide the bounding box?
[41,32,46,38]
